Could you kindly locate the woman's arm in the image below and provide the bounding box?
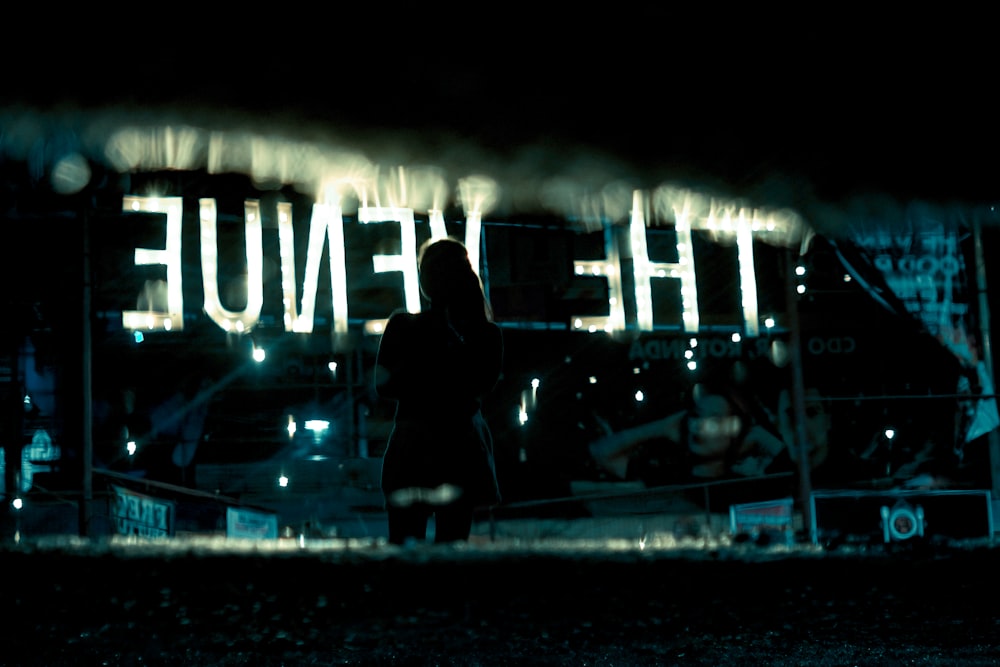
[588,411,686,479]
[373,313,410,400]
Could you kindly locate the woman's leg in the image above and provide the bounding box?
[387,504,430,545]
[432,501,474,543]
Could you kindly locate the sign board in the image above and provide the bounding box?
[226,506,279,540]
[810,488,994,546]
[729,497,795,544]
[110,484,175,538]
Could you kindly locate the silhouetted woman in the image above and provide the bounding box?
[375,237,503,545]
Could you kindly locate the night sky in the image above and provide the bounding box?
[3,9,997,218]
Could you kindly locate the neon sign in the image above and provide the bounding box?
[120,185,804,342]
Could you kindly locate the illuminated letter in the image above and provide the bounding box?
[278,199,349,340]
[121,196,184,331]
[428,209,448,240]
[650,189,700,333]
[736,209,760,337]
[428,209,484,276]
[570,221,626,334]
[200,199,263,333]
[464,209,483,276]
[359,207,420,315]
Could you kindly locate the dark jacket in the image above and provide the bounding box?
[375,309,503,507]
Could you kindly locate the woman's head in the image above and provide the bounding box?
[418,238,491,321]
[686,390,742,459]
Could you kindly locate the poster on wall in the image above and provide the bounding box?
[840,213,999,450]
[110,484,175,538]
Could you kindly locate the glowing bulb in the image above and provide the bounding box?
[687,361,698,371]
[287,416,297,438]
[796,284,806,295]
[635,390,644,402]
[884,428,896,440]
[764,317,775,329]
[11,498,23,510]
[253,347,266,362]
[305,419,329,433]
[795,265,806,276]
[531,378,540,389]
[126,441,137,456]
[278,475,289,488]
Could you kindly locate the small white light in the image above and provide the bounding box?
[126,440,137,456]
[884,428,896,440]
[764,317,775,329]
[531,378,540,389]
[588,376,597,384]
[305,419,329,433]
[328,361,338,374]
[796,284,806,295]
[731,333,741,343]
[687,360,698,371]
[634,390,644,402]
[253,347,266,362]
[795,265,806,276]
[278,475,289,488]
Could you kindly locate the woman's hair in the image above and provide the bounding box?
[418,237,493,324]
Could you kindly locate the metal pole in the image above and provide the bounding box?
[972,219,1000,498]
[785,247,814,539]
[80,208,93,537]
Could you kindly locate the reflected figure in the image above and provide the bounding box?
[777,388,833,472]
[589,383,786,486]
[774,387,878,488]
[375,238,504,545]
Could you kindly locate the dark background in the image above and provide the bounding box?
[3,7,998,214]
[2,7,999,515]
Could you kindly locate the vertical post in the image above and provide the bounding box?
[785,247,814,539]
[80,208,93,537]
[973,219,1000,498]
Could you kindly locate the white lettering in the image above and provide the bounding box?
[200,199,264,333]
[359,207,421,314]
[121,196,184,331]
[571,222,626,333]
[116,187,803,339]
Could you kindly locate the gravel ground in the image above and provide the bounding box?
[3,536,1000,666]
